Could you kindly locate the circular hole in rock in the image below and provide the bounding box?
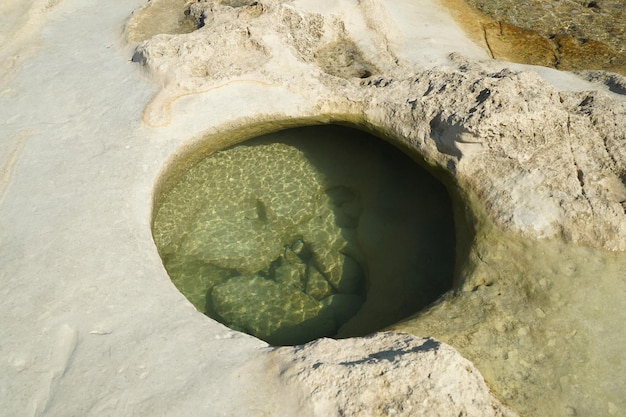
[152,124,456,345]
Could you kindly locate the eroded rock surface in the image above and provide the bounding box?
[272,333,517,417]
[444,0,626,75]
[133,0,626,251]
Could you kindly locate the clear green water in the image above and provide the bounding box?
[152,125,456,345]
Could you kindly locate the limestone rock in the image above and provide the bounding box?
[356,65,626,250]
[130,2,270,88]
[446,0,626,75]
[4,0,626,417]
[139,1,626,251]
[272,332,518,417]
[130,1,626,416]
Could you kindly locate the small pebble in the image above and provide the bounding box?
[608,402,618,415]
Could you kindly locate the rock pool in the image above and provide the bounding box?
[152,124,456,345]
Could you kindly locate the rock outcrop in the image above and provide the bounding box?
[91,0,626,416]
[126,1,626,416]
[272,332,517,417]
[130,0,626,251]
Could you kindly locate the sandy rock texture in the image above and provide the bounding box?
[273,332,516,417]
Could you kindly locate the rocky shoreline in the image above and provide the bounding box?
[1,1,624,416]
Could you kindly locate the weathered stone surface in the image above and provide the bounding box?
[462,0,626,56]
[391,231,626,417]
[272,332,517,417]
[134,0,626,252]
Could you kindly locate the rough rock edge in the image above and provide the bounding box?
[128,0,626,251]
[272,332,518,417]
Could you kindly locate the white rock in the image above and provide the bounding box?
[273,332,517,417]
[131,0,626,251]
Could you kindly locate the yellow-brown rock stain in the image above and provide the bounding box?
[442,0,626,75]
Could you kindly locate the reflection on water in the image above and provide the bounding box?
[152,125,455,345]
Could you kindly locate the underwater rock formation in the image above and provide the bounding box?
[154,141,363,344]
[447,0,626,75]
[153,127,455,345]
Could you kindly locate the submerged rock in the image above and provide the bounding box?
[304,263,334,301]
[320,294,363,324]
[211,274,336,345]
[155,142,324,274]
[163,255,231,312]
[445,0,626,75]
[273,247,307,291]
[153,126,456,346]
